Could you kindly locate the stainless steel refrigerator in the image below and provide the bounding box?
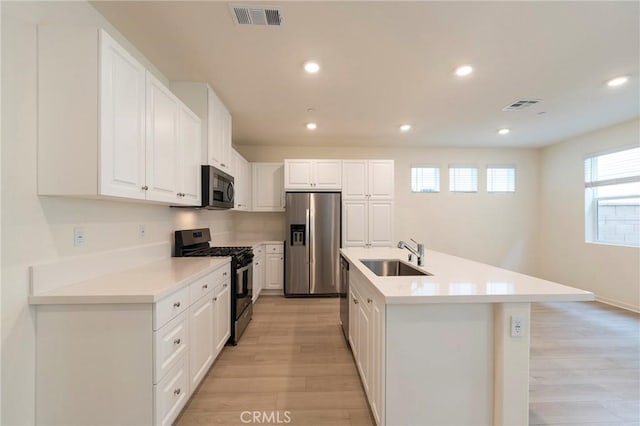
[285,192,341,296]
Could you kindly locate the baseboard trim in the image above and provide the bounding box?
[595,295,640,313]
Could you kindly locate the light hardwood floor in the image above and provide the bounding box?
[176,296,373,426]
[176,297,639,426]
[529,301,640,426]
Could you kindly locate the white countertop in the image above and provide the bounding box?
[340,247,594,304]
[29,257,230,305]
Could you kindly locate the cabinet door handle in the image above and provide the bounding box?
[367,298,372,304]
[221,163,227,167]
[223,283,228,288]
[202,284,208,289]
[173,338,181,345]
[223,272,228,276]
[174,388,181,396]
[280,257,283,260]
[213,297,218,301]
[173,301,181,308]
[353,298,358,304]
[141,185,149,191]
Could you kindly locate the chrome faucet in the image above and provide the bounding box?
[397,239,425,266]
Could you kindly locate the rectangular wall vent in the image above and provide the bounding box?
[230,4,283,26]
[502,99,541,111]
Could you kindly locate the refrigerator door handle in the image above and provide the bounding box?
[306,208,311,264]
[308,206,314,265]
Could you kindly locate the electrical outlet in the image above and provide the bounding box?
[74,227,86,247]
[511,315,524,337]
[138,224,146,239]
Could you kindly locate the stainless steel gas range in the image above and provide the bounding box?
[175,228,253,345]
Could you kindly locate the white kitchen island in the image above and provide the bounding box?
[340,247,594,426]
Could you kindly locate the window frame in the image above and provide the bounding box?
[486,165,516,193]
[584,145,640,247]
[410,165,441,193]
[448,165,479,193]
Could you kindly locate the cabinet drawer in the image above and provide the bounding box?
[154,354,189,426]
[154,311,189,384]
[189,272,215,305]
[254,245,264,256]
[154,286,190,330]
[266,244,283,254]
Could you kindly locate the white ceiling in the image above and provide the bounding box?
[91,1,640,148]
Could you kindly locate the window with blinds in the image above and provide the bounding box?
[411,166,440,192]
[487,166,515,192]
[584,146,640,247]
[449,166,478,192]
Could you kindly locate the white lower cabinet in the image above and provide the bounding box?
[188,293,215,390]
[349,266,385,425]
[265,243,284,291]
[34,261,231,426]
[252,245,265,302]
[154,355,189,426]
[214,281,231,355]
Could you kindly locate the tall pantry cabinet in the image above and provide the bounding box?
[342,160,394,247]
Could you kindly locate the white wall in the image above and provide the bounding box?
[237,145,541,274]
[539,118,640,311]
[1,3,233,424]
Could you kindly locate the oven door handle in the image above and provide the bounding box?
[236,264,250,275]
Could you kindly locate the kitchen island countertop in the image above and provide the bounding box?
[340,247,593,304]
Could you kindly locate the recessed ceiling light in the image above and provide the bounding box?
[607,76,629,87]
[498,128,510,135]
[454,65,473,77]
[400,124,411,132]
[306,122,317,130]
[303,61,320,74]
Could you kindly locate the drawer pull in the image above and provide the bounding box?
[174,388,181,396]
[223,283,228,288]
[173,338,181,345]
[213,297,218,301]
[223,272,228,276]
[173,301,181,308]
[202,284,208,289]
[367,298,372,304]
[353,298,358,304]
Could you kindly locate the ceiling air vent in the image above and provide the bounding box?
[502,99,541,111]
[230,4,283,26]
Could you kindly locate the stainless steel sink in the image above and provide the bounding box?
[360,259,432,277]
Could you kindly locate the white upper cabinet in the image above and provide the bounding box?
[99,30,146,200]
[38,28,201,206]
[342,160,394,200]
[231,149,251,211]
[146,72,180,203]
[177,105,202,205]
[284,159,342,190]
[171,82,232,174]
[252,163,285,212]
[208,89,232,172]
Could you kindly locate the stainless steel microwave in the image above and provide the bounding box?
[202,165,234,209]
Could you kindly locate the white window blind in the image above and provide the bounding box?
[584,146,640,247]
[411,166,440,192]
[487,166,515,192]
[449,166,478,192]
